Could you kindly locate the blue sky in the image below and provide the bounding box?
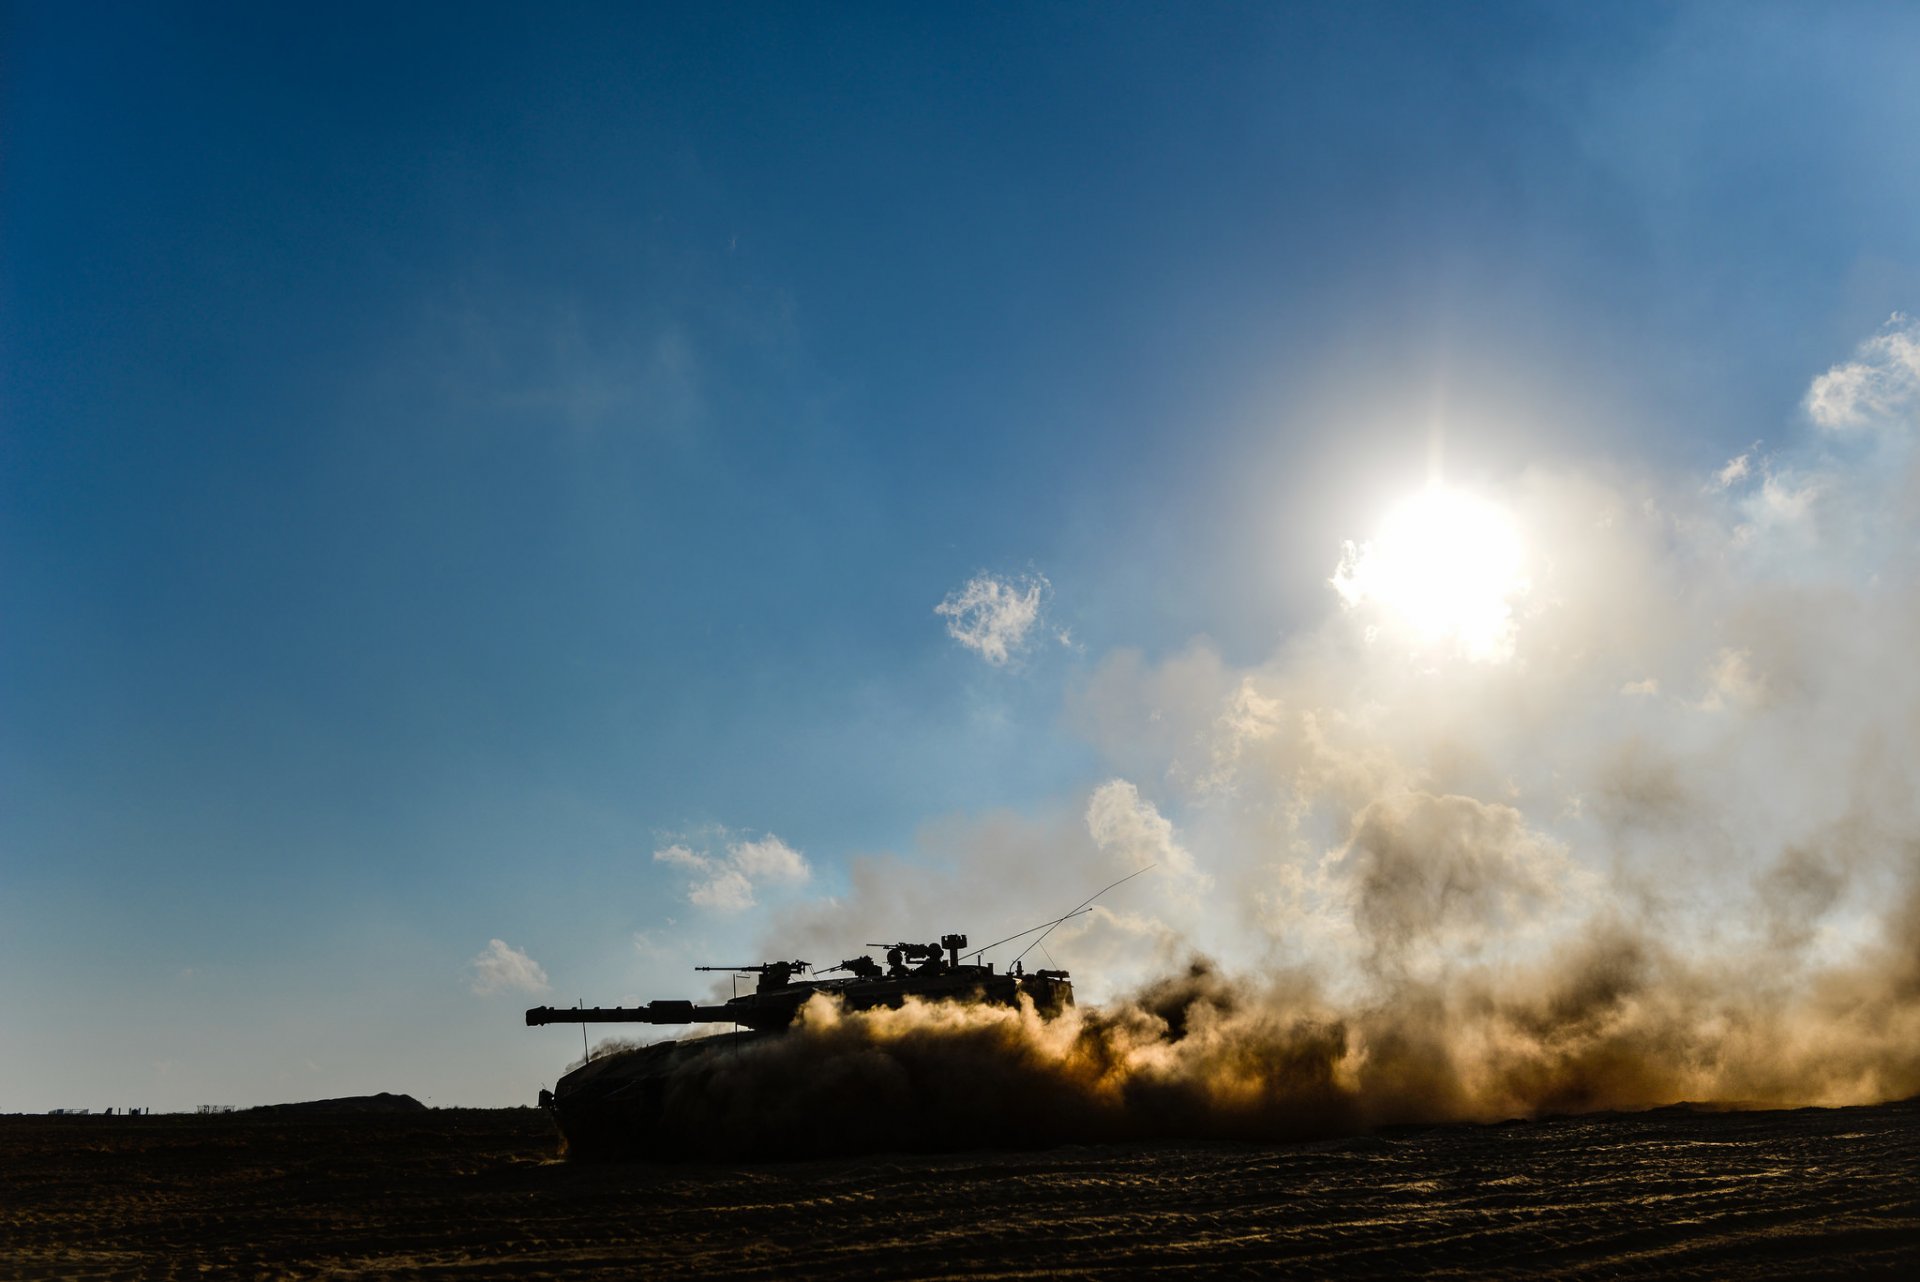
[6,2,1920,1109]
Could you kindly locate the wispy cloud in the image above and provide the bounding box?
[935,572,1051,666]
[1806,313,1920,429]
[468,939,550,996]
[655,832,811,913]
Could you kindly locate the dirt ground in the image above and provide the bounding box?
[4,1099,1916,1279]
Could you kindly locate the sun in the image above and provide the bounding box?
[1332,483,1527,662]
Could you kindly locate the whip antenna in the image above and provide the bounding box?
[1010,863,1157,968]
[962,908,1093,963]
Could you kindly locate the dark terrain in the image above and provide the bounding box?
[4,1099,1916,1279]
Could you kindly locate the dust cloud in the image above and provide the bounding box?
[633,319,1920,1154]
[634,883,1920,1158]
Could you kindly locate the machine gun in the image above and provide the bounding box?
[693,960,810,992]
[817,955,884,979]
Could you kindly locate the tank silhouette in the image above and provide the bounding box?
[526,931,1075,1159]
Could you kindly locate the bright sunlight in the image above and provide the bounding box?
[1332,483,1527,663]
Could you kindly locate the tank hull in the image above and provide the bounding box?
[549,1031,774,1161]
[546,975,1074,1160]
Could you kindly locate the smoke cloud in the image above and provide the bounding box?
[627,318,1920,1152]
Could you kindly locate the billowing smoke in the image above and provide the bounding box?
[635,318,1920,1152]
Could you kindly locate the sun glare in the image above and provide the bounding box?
[1333,484,1527,662]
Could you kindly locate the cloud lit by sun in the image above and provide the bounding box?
[1332,483,1528,663]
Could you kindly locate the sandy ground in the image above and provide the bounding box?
[4,1099,1916,1279]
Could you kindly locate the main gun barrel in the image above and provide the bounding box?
[525,1000,740,1027]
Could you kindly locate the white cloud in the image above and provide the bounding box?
[1086,779,1209,888]
[654,832,812,914]
[652,843,706,871]
[689,867,755,912]
[935,572,1050,665]
[730,835,811,884]
[468,939,550,996]
[1806,314,1920,429]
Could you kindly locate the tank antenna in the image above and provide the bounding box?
[1011,863,1157,968]
[962,908,1092,963]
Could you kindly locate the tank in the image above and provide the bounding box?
[526,932,1074,1159]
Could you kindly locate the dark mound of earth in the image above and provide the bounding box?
[251,1092,427,1114]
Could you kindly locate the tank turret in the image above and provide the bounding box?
[525,933,1071,1034]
